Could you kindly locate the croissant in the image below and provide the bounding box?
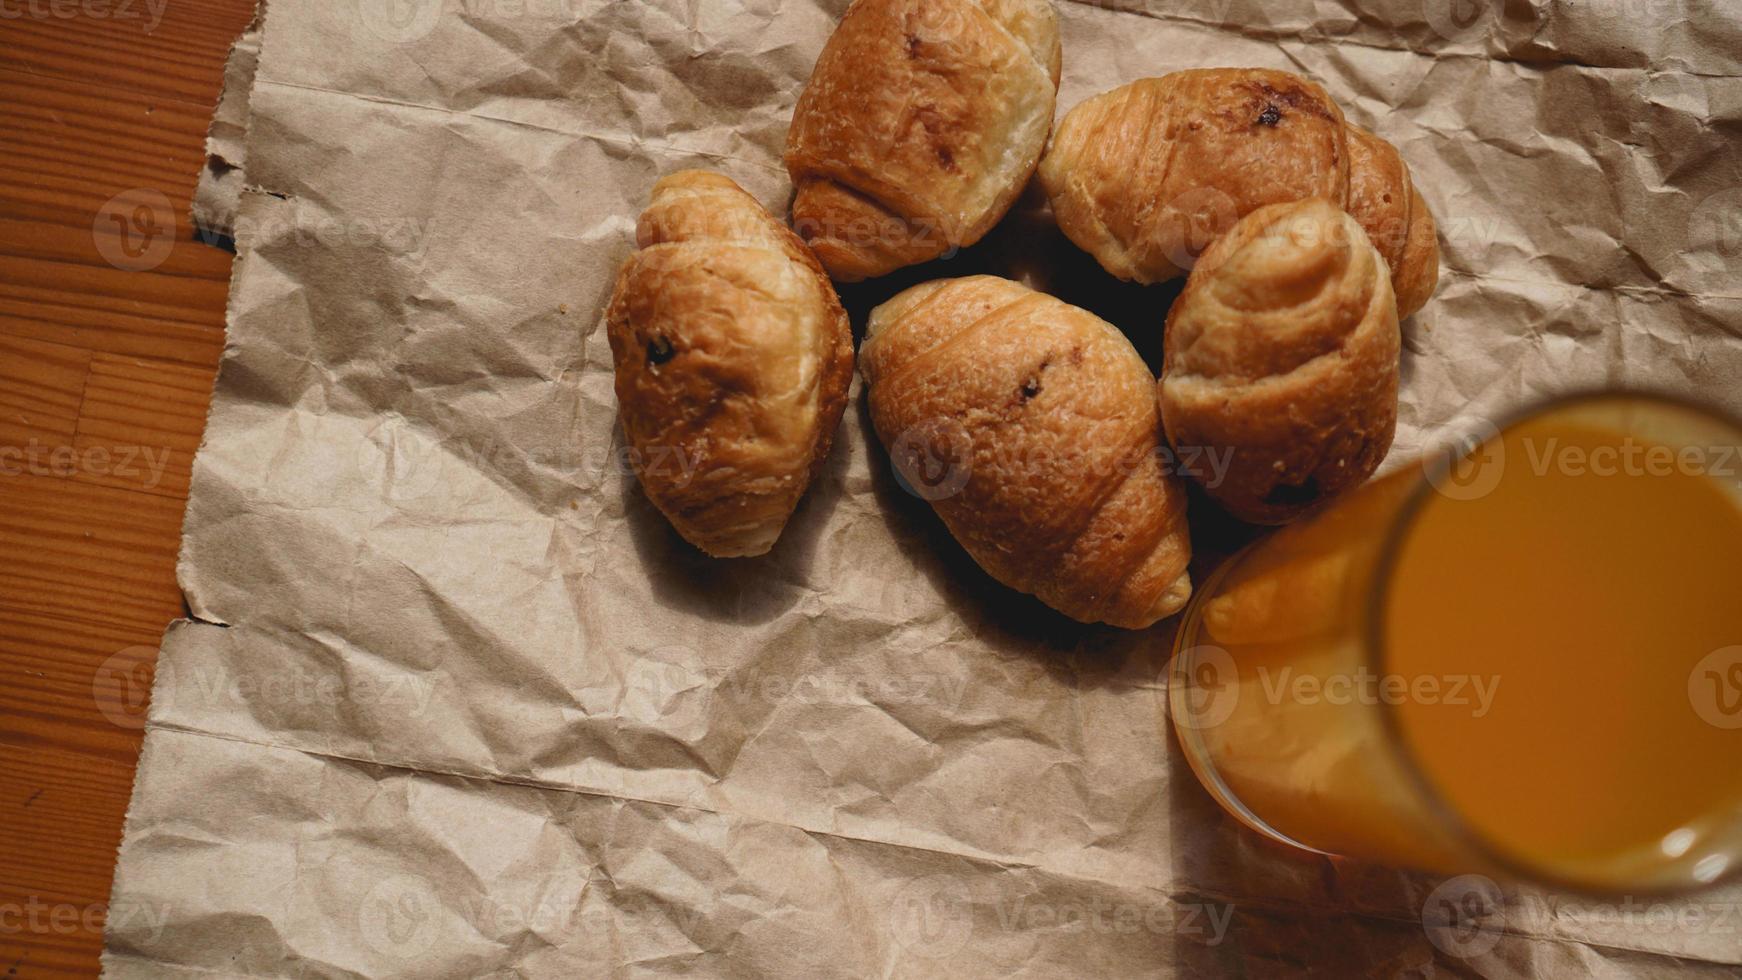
[605,171,854,557]
[1159,198,1400,525]
[1038,68,1439,317]
[785,0,1061,282]
[861,276,1193,628]
[1343,124,1440,319]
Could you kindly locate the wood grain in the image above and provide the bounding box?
[0,471,187,653]
[73,353,212,498]
[0,0,255,105]
[0,67,216,233]
[0,334,90,457]
[0,2,254,975]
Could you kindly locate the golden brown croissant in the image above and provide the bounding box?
[861,276,1193,628]
[1344,124,1440,318]
[605,171,854,557]
[785,0,1061,282]
[1038,68,1439,317]
[1159,199,1400,525]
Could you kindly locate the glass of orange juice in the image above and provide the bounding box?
[1169,391,1742,893]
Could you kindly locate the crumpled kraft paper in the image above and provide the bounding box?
[104,0,1742,976]
[190,4,264,240]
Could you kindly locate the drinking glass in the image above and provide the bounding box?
[1169,392,1742,893]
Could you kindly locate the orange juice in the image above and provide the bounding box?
[1170,395,1742,890]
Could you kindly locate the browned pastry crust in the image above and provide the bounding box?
[1040,69,1350,285]
[1344,124,1440,318]
[861,275,1193,628]
[1039,68,1439,318]
[606,171,854,557]
[785,0,1061,282]
[1159,199,1400,525]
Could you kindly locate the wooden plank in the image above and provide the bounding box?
[0,0,252,974]
[0,67,216,232]
[0,608,158,761]
[72,353,212,498]
[0,0,257,106]
[0,219,229,367]
[0,741,140,980]
[0,333,91,460]
[0,67,233,366]
[0,471,187,636]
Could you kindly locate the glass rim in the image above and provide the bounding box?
[1362,387,1742,897]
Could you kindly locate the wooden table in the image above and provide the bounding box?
[1,1,256,974]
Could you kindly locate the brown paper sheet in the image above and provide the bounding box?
[104,0,1742,976]
[189,4,264,239]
